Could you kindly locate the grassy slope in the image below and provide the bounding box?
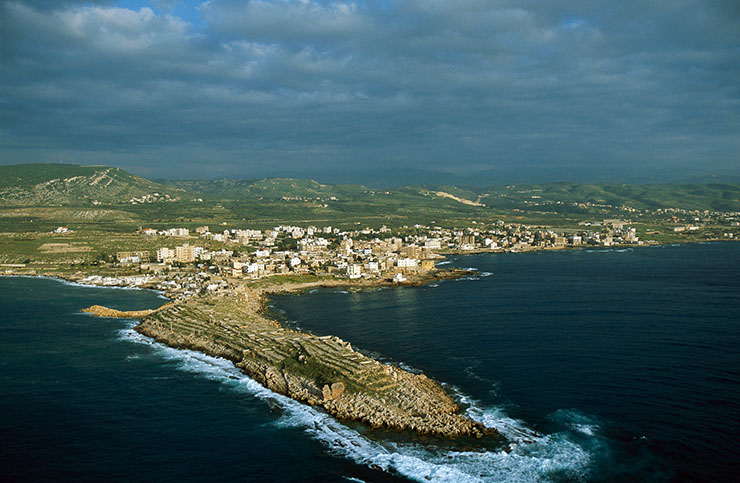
[0,163,188,206]
[475,182,740,212]
[1,164,737,266]
[1,164,738,235]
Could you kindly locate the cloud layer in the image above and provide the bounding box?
[1,0,738,182]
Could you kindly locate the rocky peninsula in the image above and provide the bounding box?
[82,304,173,318]
[85,270,496,439]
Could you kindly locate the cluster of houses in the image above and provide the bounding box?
[127,193,182,204]
[114,221,647,287]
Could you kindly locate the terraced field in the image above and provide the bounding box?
[135,291,494,438]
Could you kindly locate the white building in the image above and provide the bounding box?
[156,247,176,262]
[347,264,362,279]
[424,239,442,249]
[164,228,189,237]
[364,261,379,273]
[396,258,418,268]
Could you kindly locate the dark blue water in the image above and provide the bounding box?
[2,243,739,482]
[271,243,740,482]
[0,277,391,482]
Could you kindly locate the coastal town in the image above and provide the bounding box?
[1,168,738,447]
[67,219,653,298]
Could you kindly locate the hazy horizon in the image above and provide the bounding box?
[1,1,739,185]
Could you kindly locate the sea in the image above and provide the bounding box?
[1,242,739,482]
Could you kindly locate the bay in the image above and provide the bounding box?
[271,242,740,481]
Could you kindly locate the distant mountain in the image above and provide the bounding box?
[288,166,740,188]
[159,178,259,199]
[164,177,371,201]
[0,163,187,206]
[466,182,740,212]
[167,176,740,212]
[2,163,739,213]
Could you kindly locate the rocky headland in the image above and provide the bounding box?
[122,280,495,439]
[82,304,173,318]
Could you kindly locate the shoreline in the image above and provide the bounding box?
[128,271,497,439]
[15,266,491,438]
[3,241,735,439]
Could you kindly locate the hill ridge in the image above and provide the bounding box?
[1,163,739,212]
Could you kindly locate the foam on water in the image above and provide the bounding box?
[5,274,168,298]
[6,274,95,289]
[585,248,634,254]
[436,261,452,266]
[458,276,481,281]
[120,325,598,482]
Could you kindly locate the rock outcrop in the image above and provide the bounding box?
[82,304,172,318]
[134,292,495,439]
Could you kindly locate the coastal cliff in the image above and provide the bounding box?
[132,291,495,439]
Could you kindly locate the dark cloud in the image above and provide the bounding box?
[1,0,738,182]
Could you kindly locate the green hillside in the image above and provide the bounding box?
[167,176,740,213]
[167,177,370,201]
[474,182,740,212]
[162,178,258,200]
[0,164,187,206]
[1,164,738,234]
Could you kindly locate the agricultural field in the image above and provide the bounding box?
[1,163,738,267]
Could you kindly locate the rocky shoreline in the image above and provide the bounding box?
[81,268,496,439]
[82,304,173,318]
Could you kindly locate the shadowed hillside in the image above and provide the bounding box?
[1,164,738,233]
[0,164,187,206]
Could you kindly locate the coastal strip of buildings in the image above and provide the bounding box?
[89,219,655,298]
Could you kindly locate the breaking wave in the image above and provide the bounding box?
[120,325,600,482]
[6,274,168,298]
[585,248,634,254]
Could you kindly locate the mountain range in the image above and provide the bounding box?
[1,163,739,213]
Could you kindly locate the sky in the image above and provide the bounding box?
[1,0,739,185]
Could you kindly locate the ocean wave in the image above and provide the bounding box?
[5,274,168,297]
[548,410,600,437]
[4,274,97,288]
[120,325,597,482]
[436,261,452,266]
[457,276,480,282]
[650,243,681,249]
[585,248,633,254]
